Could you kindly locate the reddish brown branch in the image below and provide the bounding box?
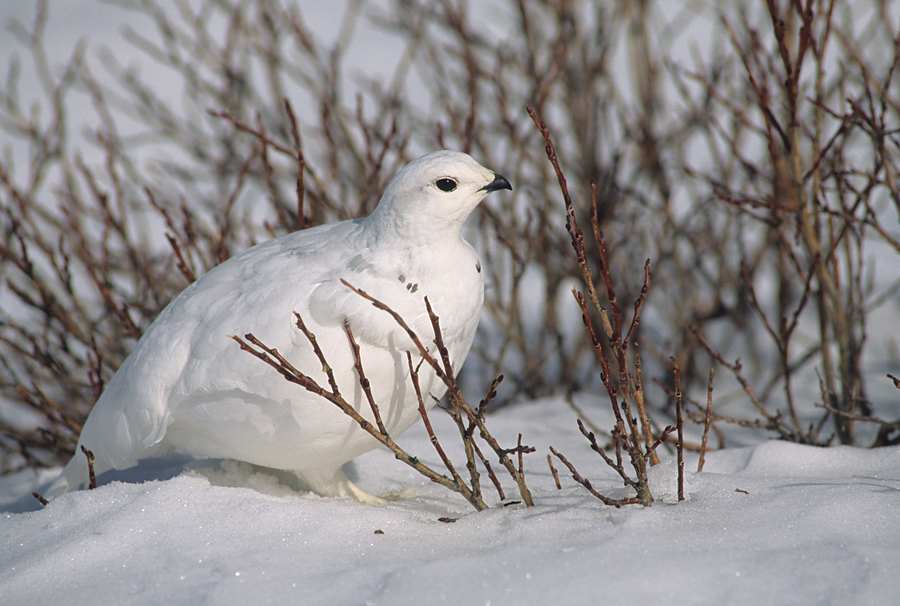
[340,279,535,506]
[344,322,386,435]
[623,260,651,350]
[165,233,197,284]
[283,98,309,229]
[549,446,641,508]
[547,453,562,489]
[231,328,489,510]
[294,312,341,397]
[406,351,465,489]
[81,445,96,489]
[698,367,714,473]
[671,358,685,502]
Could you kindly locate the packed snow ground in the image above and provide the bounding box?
[2,395,899,606]
[2,3,899,605]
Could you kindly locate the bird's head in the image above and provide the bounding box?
[368,150,511,242]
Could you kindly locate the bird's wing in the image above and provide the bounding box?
[76,220,366,468]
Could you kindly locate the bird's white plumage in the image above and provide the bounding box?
[46,150,510,502]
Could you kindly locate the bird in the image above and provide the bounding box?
[44,150,511,503]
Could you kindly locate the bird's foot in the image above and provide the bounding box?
[295,468,389,505]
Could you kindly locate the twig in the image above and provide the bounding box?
[889,374,900,390]
[165,233,197,283]
[530,105,661,507]
[549,447,640,508]
[631,343,657,465]
[344,322,386,434]
[816,394,900,448]
[698,367,714,473]
[294,312,340,397]
[339,280,445,381]
[207,109,294,155]
[283,98,309,229]
[689,324,810,443]
[472,439,505,501]
[234,281,538,510]
[405,352,467,492]
[623,261,650,351]
[86,336,104,401]
[477,374,504,415]
[547,454,561,489]
[230,328,488,510]
[84,264,142,341]
[671,358,684,502]
[517,433,526,477]
[645,425,677,457]
[578,419,637,491]
[526,106,611,338]
[81,445,96,489]
[341,279,536,506]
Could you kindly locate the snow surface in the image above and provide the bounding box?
[2,4,899,604]
[2,395,899,606]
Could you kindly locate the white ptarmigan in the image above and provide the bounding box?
[45,150,511,503]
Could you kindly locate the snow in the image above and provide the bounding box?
[2,3,900,604]
[2,396,899,605]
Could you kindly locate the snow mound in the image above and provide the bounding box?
[2,397,899,605]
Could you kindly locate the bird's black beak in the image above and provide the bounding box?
[480,173,512,193]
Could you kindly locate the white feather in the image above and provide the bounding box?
[46,150,510,502]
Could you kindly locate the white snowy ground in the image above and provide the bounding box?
[2,395,899,606]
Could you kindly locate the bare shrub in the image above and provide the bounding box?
[0,0,413,472]
[2,0,900,479]
[530,107,679,506]
[371,0,900,445]
[232,286,534,511]
[675,1,900,445]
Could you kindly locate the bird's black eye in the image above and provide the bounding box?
[435,178,458,192]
